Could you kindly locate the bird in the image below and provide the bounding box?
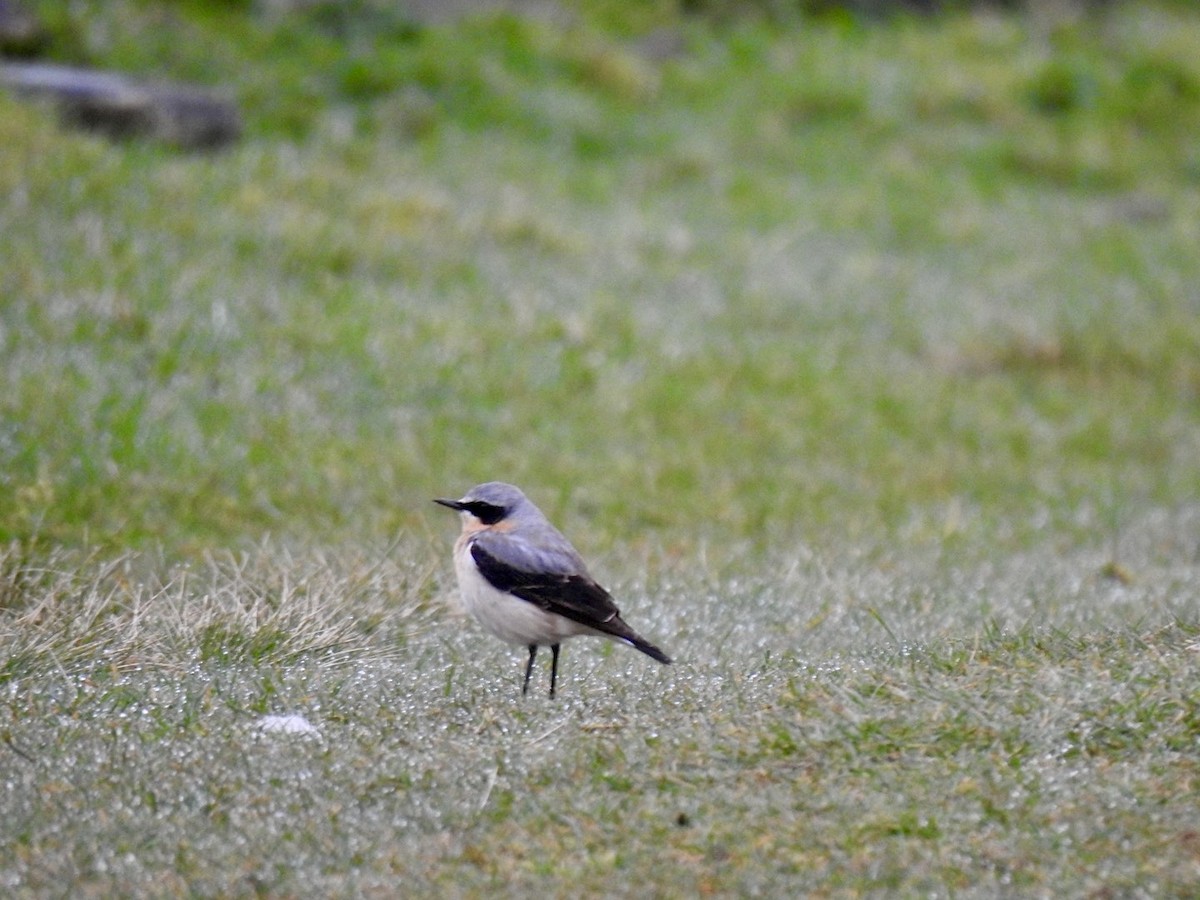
[434,482,671,697]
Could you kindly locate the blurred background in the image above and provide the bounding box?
[2,0,1197,561]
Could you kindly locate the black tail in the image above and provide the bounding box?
[605,616,672,664]
[630,635,672,665]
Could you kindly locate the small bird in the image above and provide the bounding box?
[434,482,671,697]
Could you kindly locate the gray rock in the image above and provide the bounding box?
[0,61,241,149]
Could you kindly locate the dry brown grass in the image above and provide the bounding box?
[0,540,438,678]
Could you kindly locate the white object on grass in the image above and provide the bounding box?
[256,713,319,736]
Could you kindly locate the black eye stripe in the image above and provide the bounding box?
[464,501,506,525]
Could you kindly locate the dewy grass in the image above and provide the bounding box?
[2,518,1198,895]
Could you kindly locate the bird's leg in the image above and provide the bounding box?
[522,644,538,695]
[549,644,561,698]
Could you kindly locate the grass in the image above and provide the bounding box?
[2,0,1200,894]
[4,0,1199,553]
[3,527,1199,895]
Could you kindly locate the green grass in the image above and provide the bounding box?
[4,0,1199,553]
[2,0,1200,894]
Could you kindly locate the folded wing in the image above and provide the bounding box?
[469,533,672,664]
[470,535,620,630]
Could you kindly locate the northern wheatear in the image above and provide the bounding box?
[434,482,671,697]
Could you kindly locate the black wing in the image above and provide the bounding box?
[469,534,673,664]
[470,539,621,631]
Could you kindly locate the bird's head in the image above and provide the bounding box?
[433,481,529,526]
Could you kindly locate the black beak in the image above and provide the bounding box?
[433,497,466,510]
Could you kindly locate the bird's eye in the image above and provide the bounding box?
[464,501,506,525]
